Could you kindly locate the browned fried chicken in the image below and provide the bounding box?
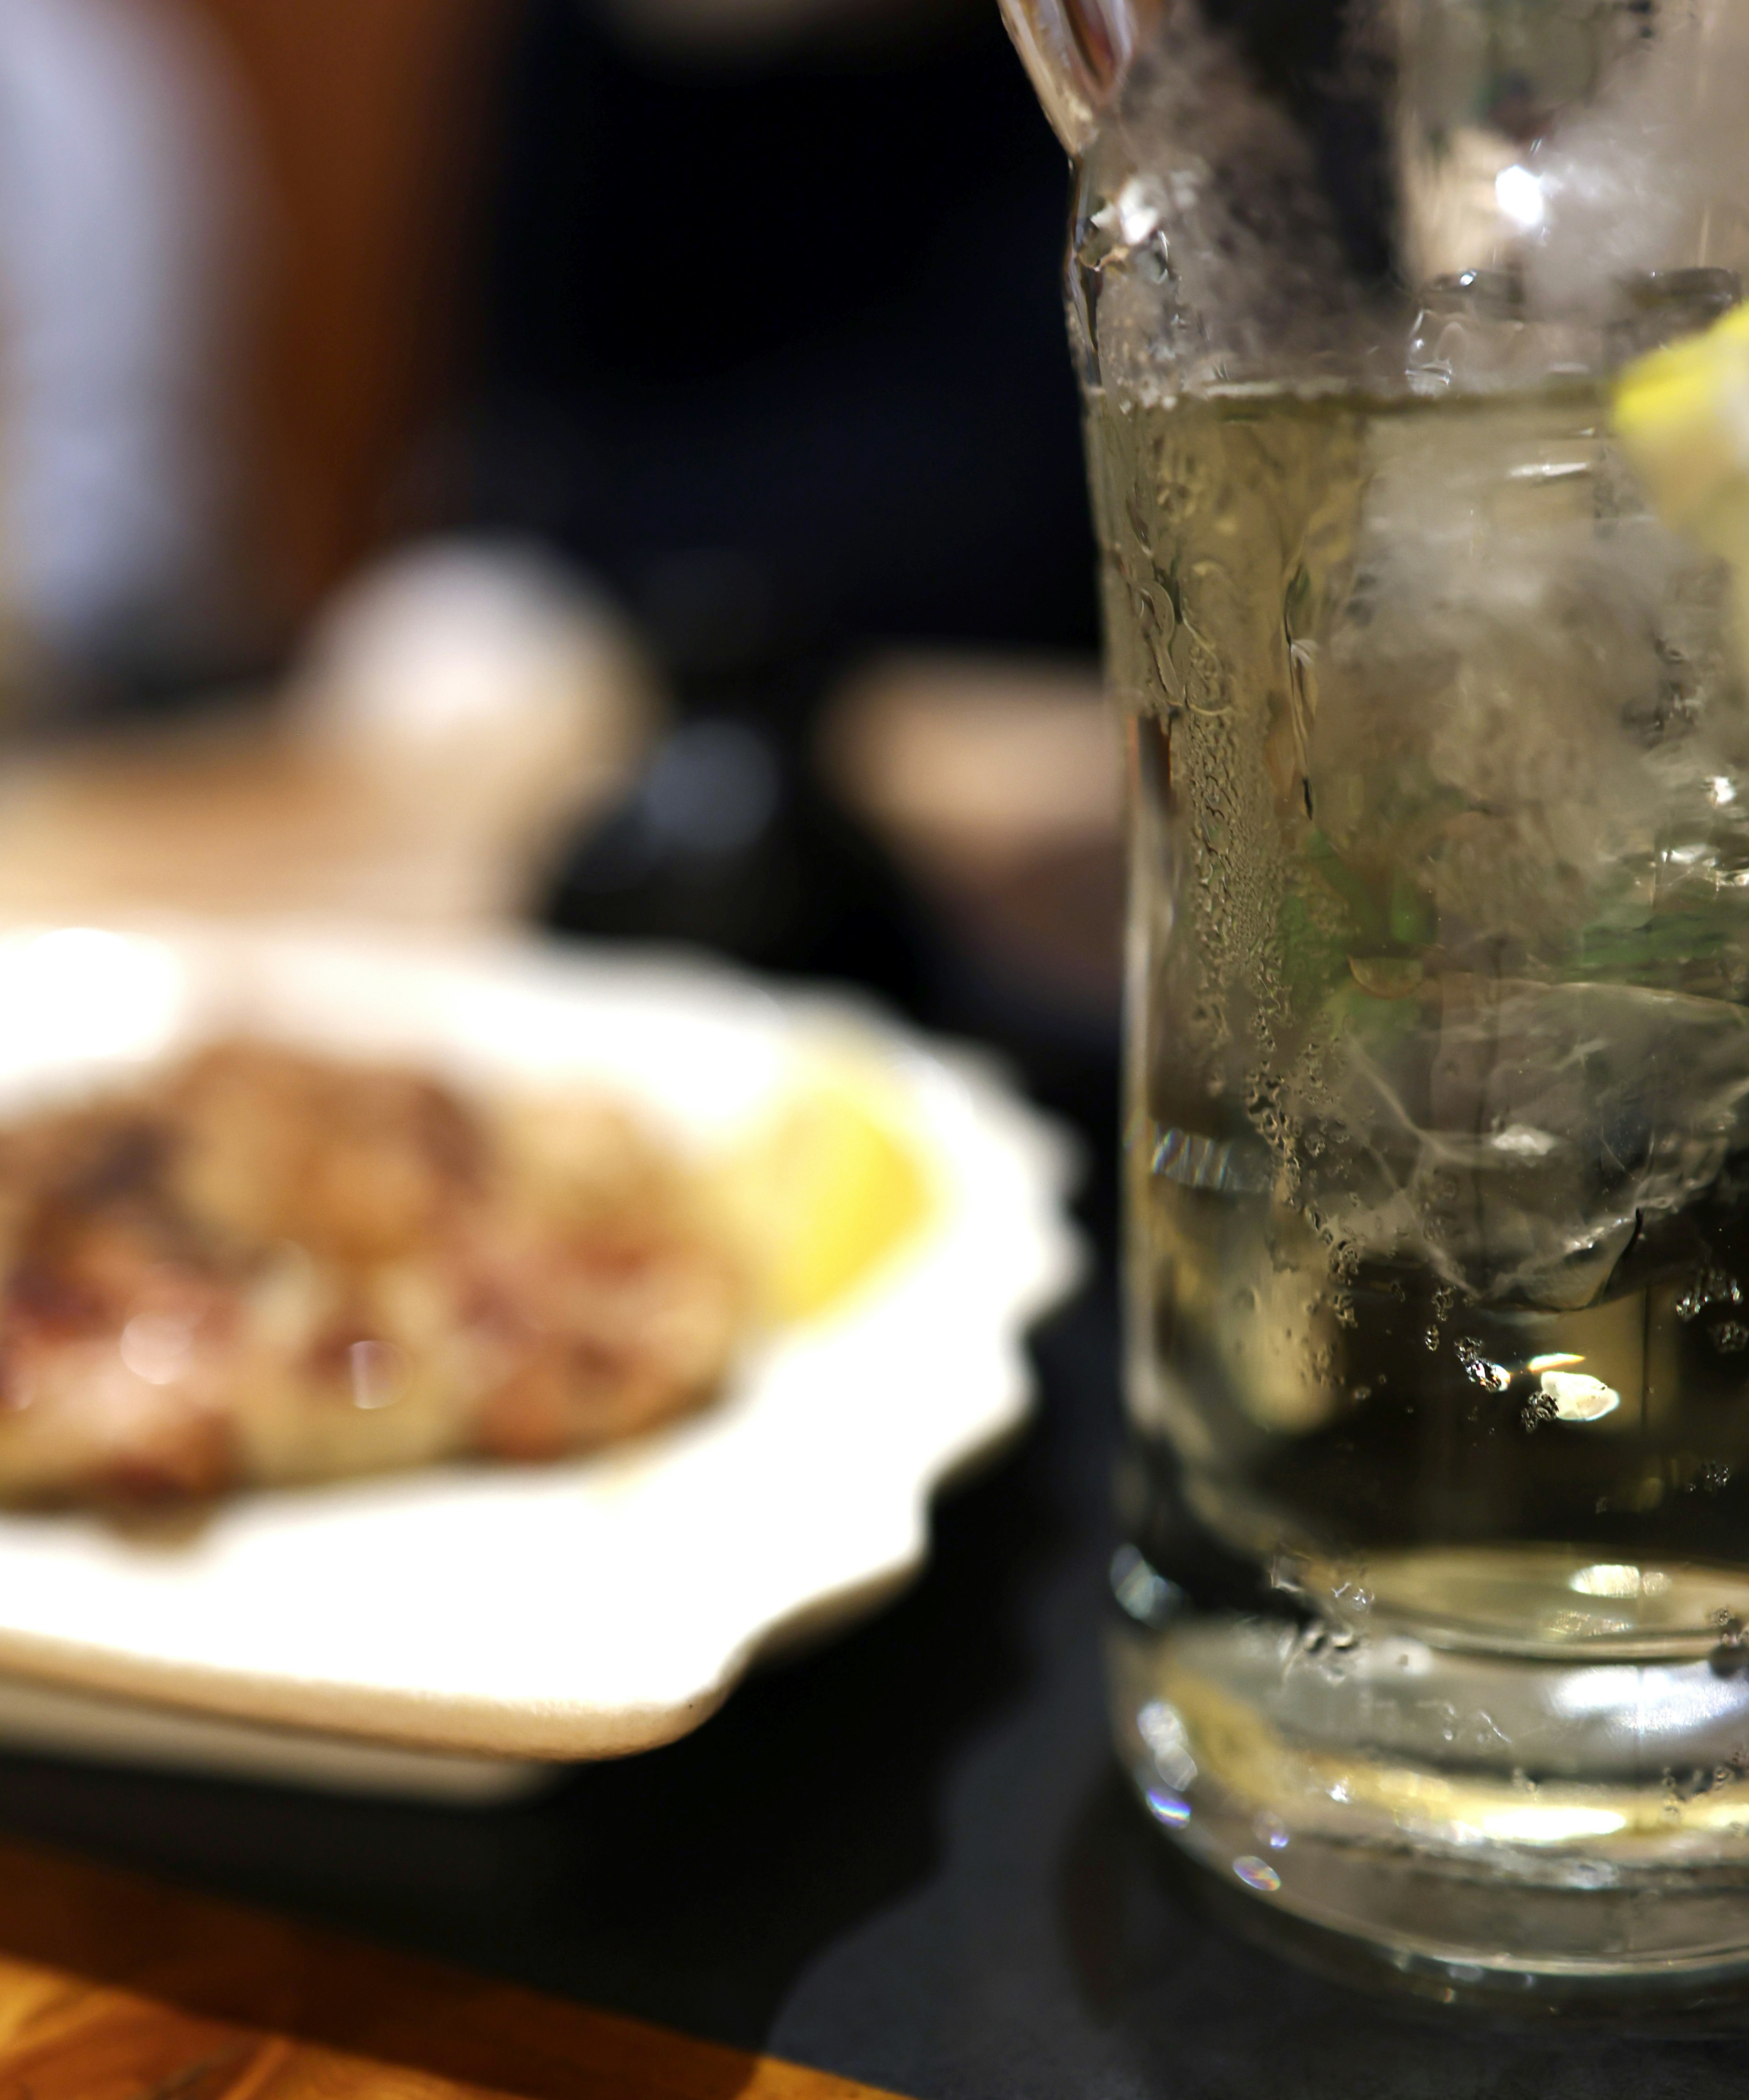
[0,1042,744,1506]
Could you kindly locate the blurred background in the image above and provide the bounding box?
[0,0,1117,1178]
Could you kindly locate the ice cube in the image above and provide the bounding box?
[1079,21,1369,395]
[1523,14,1749,326]
[1294,978,1749,1308]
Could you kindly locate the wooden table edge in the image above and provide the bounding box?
[0,1831,909,2100]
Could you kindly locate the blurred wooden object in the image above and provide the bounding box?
[0,720,503,926]
[0,1834,899,2100]
[0,547,658,930]
[186,0,517,621]
[0,704,637,930]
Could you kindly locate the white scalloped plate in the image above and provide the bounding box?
[0,924,1083,1797]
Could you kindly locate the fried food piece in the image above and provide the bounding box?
[0,1042,744,1507]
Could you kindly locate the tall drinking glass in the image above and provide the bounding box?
[1006,0,1749,1991]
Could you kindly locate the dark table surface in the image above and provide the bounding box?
[0,1278,1743,2098]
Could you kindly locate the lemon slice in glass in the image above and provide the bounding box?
[1613,301,1749,584]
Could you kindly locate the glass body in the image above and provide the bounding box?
[1062,0,1749,1990]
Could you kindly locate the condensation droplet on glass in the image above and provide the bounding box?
[1253,1811,1290,1850]
[1522,1389,1560,1433]
[1232,1855,1282,1893]
[1455,1336,1513,1393]
[1678,1270,1742,1322]
[1110,1544,1181,1627]
[1138,1698,1197,1789]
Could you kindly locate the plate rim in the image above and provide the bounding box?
[0,919,1088,1760]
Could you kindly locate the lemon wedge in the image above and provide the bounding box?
[1613,301,1749,591]
[711,1063,934,1324]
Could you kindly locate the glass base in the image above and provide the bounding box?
[1111,1612,1749,1995]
